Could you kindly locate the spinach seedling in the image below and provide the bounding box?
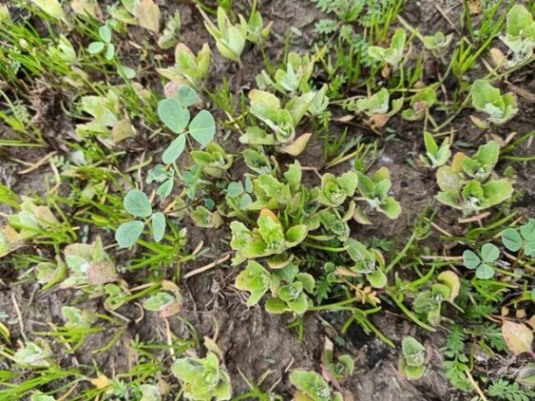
[172,352,232,401]
[317,171,358,207]
[401,86,437,121]
[500,5,535,65]
[203,7,247,65]
[463,243,500,280]
[502,219,535,257]
[115,189,166,248]
[157,43,211,90]
[368,28,406,68]
[470,79,518,127]
[345,88,403,128]
[420,131,451,168]
[289,369,343,401]
[355,167,401,221]
[399,336,427,380]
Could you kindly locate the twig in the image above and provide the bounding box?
[183,254,231,279]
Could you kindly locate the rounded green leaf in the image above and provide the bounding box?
[481,243,499,262]
[162,134,186,164]
[115,220,144,248]
[123,189,152,217]
[502,228,522,252]
[189,110,216,147]
[177,85,197,107]
[157,98,190,134]
[99,26,112,43]
[151,212,166,242]
[463,250,480,269]
[88,41,105,54]
[476,263,495,280]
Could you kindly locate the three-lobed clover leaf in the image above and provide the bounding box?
[463,243,500,280]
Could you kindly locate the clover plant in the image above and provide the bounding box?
[470,80,518,126]
[436,141,513,215]
[289,369,343,401]
[502,219,535,256]
[88,25,115,61]
[420,131,451,168]
[115,189,166,248]
[171,352,232,401]
[157,43,211,89]
[157,85,216,164]
[500,5,535,64]
[399,336,427,380]
[368,28,406,68]
[463,243,500,280]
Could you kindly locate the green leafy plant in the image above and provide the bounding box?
[289,369,343,401]
[171,352,232,401]
[401,87,437,121]
[422,31,453,54]
[368,28,406,68]
[470,80,518,126]
[501,219,535,257]
[346,88,403,124]
[157,86,216,165]
[88,25,115,61]
[321,338,354,383]
[157,43,211,89]
[190,142,233,178]
[436,141,514,215]
[355,167,401,222]
[13,339,53,367]
[399,336,427,380]
[500,5,535,65]
[419,132,451,168]
[317,171,358,207]
[115,189,166,248]
[463,243,500,280]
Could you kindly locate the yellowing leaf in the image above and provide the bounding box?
[437,271,460,302]
[0,321,10,342]
[71,0,102,19]
[90,373,110,389]
[138,0,160,33]
[282,133,311,156]
[31,0,67,21]
[502,321,533,355]
[112,118,135,143]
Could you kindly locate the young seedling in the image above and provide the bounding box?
[190,142,233,178]
[399,336,427,380]
[172,352,232,401]
[500,5,535,65]
[342,238,387,289]
[158,11,181,49]
[401,87,437,121]
[502,219,535,257]
[157,86,216,164]
[321,338,354,384]
[368,28,406,68]
[422,31,453,55]
[463,243,500,280]
[203,7,247,65]
[115,189,166,248]
[157,43,211,89]
[346,88,403,128]
[419,131,451,168]
[436,141,514,215]
[88,25,115,61]
[289,369,343,401]
[470,80,518,127]
[317,171,358,207]
[355,167,401,221]
[13,339,53,368]
[256,52,315,94]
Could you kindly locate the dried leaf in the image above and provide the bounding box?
[90,373,110,389]
[137,0,160,33]
[282,133,312,156]
[112,118,135,143]
[71,0,102,19]
[502,321,533,356]
[468,0,482,14]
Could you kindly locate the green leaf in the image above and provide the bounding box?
[162,134,186,164]
[124,189,152,217]
[115,220,144,248]
[480,243,499,263]
[151,212,166,242]
[88,41,105,54]
[189,110,216,147]
[30,0,66,21]
[367,270,387,289]
[235,261,271,306]
[157,98,190,134]
[463,250,480,269]
[177,85,197,107]
[502,228,523,252]
[381,197,401,219]
[520,219,535,240]
[476,263,495,280]
[99,25,112,43]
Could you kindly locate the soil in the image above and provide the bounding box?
[2,1,535,400]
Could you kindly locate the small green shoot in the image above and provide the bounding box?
[470,80,518,127]
[399,336,427,380]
